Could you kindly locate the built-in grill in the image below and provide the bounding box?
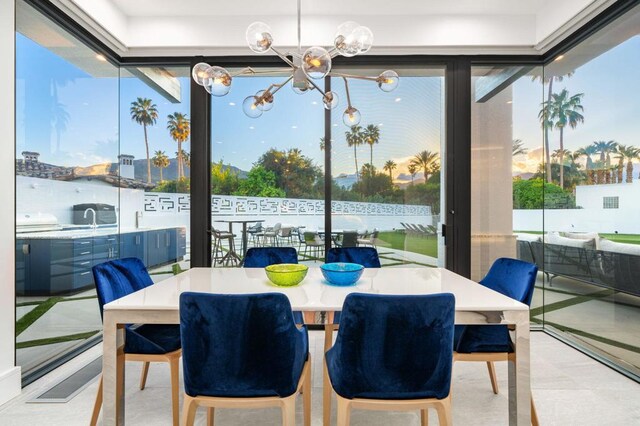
[16,213,62,233]
[72,203,117,225]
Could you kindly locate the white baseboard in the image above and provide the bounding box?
[0,367,21,406]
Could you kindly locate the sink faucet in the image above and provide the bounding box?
[84,208,97,230]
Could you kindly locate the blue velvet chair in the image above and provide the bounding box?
[242,247,304,324]
[324,293,455,426]
[90,258,182,426]
[179,292,311,426]
[453,257,539,425]
[324,247,382,351]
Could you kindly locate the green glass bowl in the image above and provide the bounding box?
[265,264,309,287]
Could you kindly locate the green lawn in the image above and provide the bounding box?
[377,231,438,258]
[515,230,640,245]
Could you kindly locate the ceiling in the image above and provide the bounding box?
[50,0,618,57]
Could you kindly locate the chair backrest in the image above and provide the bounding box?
[279,227,292,237]
[273,223,282,232]
[479,257,538,306]
[304,231,318,243]
[340,232,359,248]
[329,293,455,400]
[92,257,153,318]
[243,247,298,268]
[326,247,381,267]
[297,228,306,243]
[180,292,308,398]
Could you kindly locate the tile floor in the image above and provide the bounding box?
[2,331,640,425]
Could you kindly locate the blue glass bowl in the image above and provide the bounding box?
[320,262,364,286]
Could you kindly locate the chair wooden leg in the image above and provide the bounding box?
[169,356,180,426]
[336,395,351,426]
[324,324,334,353]
[181,394,198,426]
[90,375,103,426]
[207,407,215,426]
[420,408,429,426]
[303,311,316,324]
[486,361,499,394]
[303,356,312,426]
[435,398,452,426]
[531,397,539,426]
[139,361,150,390]
[281,397,296,426]
[323,359,332,426]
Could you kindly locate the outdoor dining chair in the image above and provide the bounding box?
[453,257,539,425]
[325,293,455,426]
[90,258,182,426]
[179,292,311,426]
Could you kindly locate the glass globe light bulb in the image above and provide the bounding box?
[334,21,362,57]
[302,46,332,79]
[377,70,399,92]
[192,62,211,86]
[246,22,273,53]
[353,26,374,53]
[342,107,361,127]
[323,91,339,110]
[242,95,263,118]
[203,66,232,96]
[255,90,274,111]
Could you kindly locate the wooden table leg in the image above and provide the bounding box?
[103,314,125,425]
[507,310,531,425]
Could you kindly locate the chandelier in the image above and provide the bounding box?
[191,0,399,127]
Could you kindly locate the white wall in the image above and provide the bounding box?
[513,208,639,234]
[576,181,639,210]
[0,0,22,405]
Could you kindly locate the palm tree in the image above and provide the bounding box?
[383,160,397,181]
[176,149,191,169]
[551,149,572,163]
[362,124,381,167]
[575,145,597,184]
[345,125,363,181]
[544,89,584,188]
[130,97,158,183]
[167,112,190,179]
[408,164,417,185]
[152,150,170,182]
[616,144,638,183]
[534,71,574,183]
[410,150,439,182]
[512,139,528,156]
[593,140,617,184]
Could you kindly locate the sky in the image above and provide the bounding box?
[15,28,640,179]
[511,35,640,174]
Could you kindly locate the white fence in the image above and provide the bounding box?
[144,193,433,231]
[513,208,640,234]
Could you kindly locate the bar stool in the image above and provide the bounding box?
[211,228,239,266]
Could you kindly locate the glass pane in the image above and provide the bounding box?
[330,67,445,267]
[210,74,325,265]
[540,5,640,375]
[470,64,545,323]
[120,66,191,278]
[16,1,118,374]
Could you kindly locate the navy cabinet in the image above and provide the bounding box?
[16,227,187,296]
[120,232,146,263]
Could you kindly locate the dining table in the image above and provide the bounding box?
[101,267,531,425]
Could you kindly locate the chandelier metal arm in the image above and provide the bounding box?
[329,72,380,82]
[305,78,327,97]
[233,67,294,77]
[342,77,353,108]
[269,75,294,96]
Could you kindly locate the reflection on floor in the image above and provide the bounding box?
[530,273,640,373]
[2,332,639,425]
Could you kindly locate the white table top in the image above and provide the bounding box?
[104,267,528,313]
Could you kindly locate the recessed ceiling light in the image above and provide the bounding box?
[261,140,265,144]
[95,54,107,62]
[249,126,254,130]
[395,97,402,102]
[229,102,236,106]
[378,123,384,126]
[216,141,223,144]
[333,124,338,127]
[555,55,565,61]
[291,125,297,129]
[312,101,318,105]
[506,101,513,104]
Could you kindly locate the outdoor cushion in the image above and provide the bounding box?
[544,232,595,249]
[599,238,640,256]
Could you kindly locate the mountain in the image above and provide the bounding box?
[110,158,248,183]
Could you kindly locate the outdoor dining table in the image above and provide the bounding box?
[101,267,531,425]
[213,219,265,259]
